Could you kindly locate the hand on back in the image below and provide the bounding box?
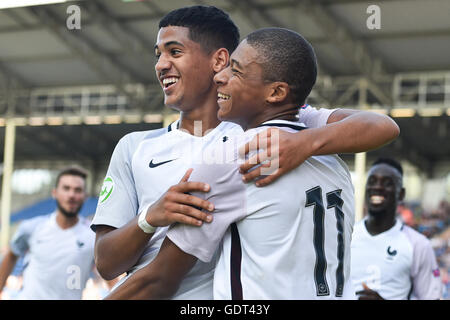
[239,128,311,187]
[145,169,214,227]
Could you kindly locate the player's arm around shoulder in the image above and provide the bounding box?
[240,107,400,187]
[326,108,400,148]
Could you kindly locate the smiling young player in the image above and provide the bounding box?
[351,158,442,300]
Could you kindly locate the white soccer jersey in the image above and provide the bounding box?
[351,218,442,300]
[91,106,334,299]
[91,120,240,299]
[9,212,95,300]
[167,120,356,300]
[298,104,335,128]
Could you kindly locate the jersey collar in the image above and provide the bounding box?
[362,217,402,238]
[258,119,308,131]
[166,119,232,139]
[167,119,180,132]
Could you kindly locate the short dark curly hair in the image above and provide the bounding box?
[245,27,317,106]
[159,5,240,54]
[372,157,403,177]
[55,166,88,188]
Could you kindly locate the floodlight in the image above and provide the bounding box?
[0,0,68,10]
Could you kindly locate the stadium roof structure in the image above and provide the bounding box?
[0,0,449,177]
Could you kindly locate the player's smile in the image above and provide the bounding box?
[215,73,235,121]
[160,75,180,94]
[367,189,389,209]
[366,183,391,211]
[369,194,385,205]
[217,91,231,101]
[60,194,84,215]
[217,90,231,111]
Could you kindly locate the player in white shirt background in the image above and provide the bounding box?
[105,27,364,299]
[0,167,95,300]
[351,158,442,300]
[93,6,400,300]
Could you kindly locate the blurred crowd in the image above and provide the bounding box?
[399,200,450,299]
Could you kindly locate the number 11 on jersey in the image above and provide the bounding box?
[306,186,345,297]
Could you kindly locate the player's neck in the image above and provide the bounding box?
[178,106,221,136]
[365,212,397,236]
[56,211,79,230]
[245,104,299,130]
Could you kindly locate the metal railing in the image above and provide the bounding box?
[1,71,450,120]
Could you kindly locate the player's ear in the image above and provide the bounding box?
[212,48,230,73]
[266,82,290,104]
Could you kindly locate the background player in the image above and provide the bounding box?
[351,158,442,300]
[0,167,95,300]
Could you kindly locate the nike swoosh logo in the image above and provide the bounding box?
[149,159,177,168]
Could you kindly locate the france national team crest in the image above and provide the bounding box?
[386,246,397,260]
[99,176,114,204]
[76,240,85,249]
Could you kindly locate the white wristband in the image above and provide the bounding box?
[138,211,156,234]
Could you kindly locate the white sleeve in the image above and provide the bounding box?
[410,235,442,300]
[9,217,42,256]
[166,162,246,263]
[90,133,140,231]
[298,104,338,128]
